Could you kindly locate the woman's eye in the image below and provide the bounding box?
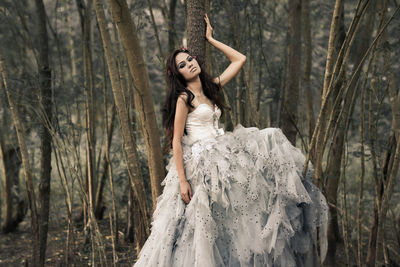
[188,56,193,61]
[179,63,186,69]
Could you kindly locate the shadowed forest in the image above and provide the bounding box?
[0,0,400,266]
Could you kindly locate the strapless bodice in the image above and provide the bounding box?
[182,103,225,145]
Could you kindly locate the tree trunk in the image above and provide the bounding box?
[224,2,259,128]
[186,0,206,63]
[94,0,150,249]
[66,0,77,83]
[324,1,377,264]
[0,143,23,233]
[0,140,3,229]
[375,134,400,265]
[1,52,40,267]
[280,0,301,145]
[205,0,211,72]
[76,0,97,222]
[35,0,53,265]
[125,183,135,243]
[302,0,314,142]
[310,0,344,187]
[324,132,344,266]
[95,106,116,219]
[102,57,119,249]
[309,0,371,187]
[366,2,388,265]
[108,0,164,209]
[374,12,400,263]
[354,3,377,265]
[146,0,164,61]
[0,142,13,233]
[323,9,345,260]
[168,0,178,53]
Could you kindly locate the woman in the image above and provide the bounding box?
[134,14,328,267]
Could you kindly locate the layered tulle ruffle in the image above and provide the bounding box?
[134,125,329,267]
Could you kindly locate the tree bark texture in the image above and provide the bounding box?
[186,0,206,64]
[108,0,164,209]
[168,0,178,53]
[95,106,116,219]
[323,10,345,260]
[0,141,4,230]
[366,2,388,264]
[311,0,371,188]
[302,0,315,142]
[66,0,77,82]
[310,0,343,187]
[0,142,12,232]
[375,16,400,264]
[324,0,377,263]
[76,0,97,220]
[146,0,164,61]
[125,183,135,243]
[0,144,23,233]
[94,0,150,249]
[35,0,53,265]
[280,0,301,145]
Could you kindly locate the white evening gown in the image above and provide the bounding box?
[134,103,329,267]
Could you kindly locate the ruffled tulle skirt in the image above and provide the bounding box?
[133,125,329,267]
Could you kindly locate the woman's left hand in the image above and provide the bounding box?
[204,13,213,41]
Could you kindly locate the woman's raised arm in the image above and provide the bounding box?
[204,14,246,87]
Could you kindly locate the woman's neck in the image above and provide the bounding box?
[186,76,203,96]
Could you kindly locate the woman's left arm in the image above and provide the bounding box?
[204,14,246,87]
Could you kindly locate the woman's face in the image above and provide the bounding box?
[175,52,201,81]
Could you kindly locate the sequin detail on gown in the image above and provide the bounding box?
[133,103,329,267]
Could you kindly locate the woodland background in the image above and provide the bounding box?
[0,0,400,266]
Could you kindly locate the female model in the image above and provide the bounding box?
[134,14,328,267]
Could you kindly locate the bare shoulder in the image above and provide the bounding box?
[176,92,190,113]
[174,92,189,134]
[177,92,189,103]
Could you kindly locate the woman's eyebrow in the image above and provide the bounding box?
[177,55,190,66]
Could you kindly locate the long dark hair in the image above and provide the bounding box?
[162,48,226,152]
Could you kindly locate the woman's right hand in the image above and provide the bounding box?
[180,179,192,204]
[204,14,213,41]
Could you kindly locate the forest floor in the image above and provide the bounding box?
[1,213,399,266]
[0,215,138,266]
